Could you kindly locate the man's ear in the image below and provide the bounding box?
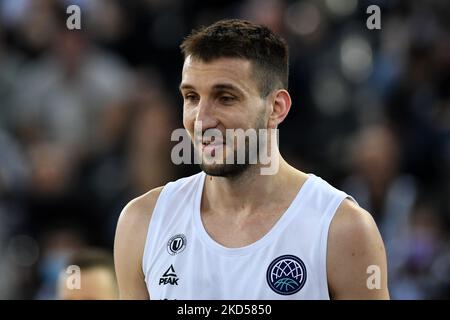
[267,89,292,129]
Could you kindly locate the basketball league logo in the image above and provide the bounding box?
[167,234,187,255]
[266,255,307,295]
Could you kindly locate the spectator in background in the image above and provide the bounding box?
[342,125,417,279]
[11,27,132,158]
[388,197,448,299]
[34,225,86,299]
[57,248,118,300]
[342,124,418,241]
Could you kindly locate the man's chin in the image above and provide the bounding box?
[199,163,250,178]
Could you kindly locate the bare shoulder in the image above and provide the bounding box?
[118,186,165,231]
[327,198,390,299]
[115,186,165,262]
[329,199,381,251]
[114,186,164,299]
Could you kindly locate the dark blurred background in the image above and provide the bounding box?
[0,0,449,299]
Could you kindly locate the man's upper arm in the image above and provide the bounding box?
[327,199,390,300]
[114,186,164,300]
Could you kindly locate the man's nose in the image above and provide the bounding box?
[196,98,218,131]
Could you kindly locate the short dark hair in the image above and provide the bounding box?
[180,19,289,97]
[66,248,115,277]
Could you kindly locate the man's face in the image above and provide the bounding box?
[57,267,118,300]
[180,56,269,177]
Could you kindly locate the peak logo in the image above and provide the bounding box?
[159,265,179,285]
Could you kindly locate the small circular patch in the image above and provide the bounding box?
[167,234,187,255]
[266,255,307,295]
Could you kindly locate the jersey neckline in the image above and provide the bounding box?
[192,171,317,256]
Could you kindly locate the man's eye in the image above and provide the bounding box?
[219,96,235,104]
[185,94,199,102]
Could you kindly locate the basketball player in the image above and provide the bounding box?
[114,19,389,299]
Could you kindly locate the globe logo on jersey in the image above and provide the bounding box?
[167,234,187,255]
[266,255,307,295]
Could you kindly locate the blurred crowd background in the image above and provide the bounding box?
[0,0,449,299]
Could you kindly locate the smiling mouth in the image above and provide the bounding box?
[201,141,225,150]
[199,135,225,146]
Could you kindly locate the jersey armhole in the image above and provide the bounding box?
[320,194,358,299]
[141,183,173,280]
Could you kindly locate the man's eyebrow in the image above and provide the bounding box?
[179,83,195,91]
[179,83,245,94]
[211,83,244,94]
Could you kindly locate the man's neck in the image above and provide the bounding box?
[202,156,308,219]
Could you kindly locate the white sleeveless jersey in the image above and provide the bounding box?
[143,171,354,300]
